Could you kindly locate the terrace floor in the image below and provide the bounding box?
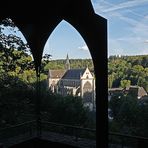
[1,131,96,148]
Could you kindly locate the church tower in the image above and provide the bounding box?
[65,54,70,70]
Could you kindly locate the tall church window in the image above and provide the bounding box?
[83,81,92,92]
[83,81,93,102]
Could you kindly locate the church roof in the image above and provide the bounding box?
[61,69,86,80]
[48,70,66,78]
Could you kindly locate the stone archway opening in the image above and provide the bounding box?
[41,20,96,127]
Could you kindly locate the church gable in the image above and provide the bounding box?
[81,67,93,79]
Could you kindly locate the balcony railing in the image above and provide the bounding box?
[0,120,96,148]
[2,121,148,148]
[109,132,148,148]
[0,120,37,147]
[42,121,96,140]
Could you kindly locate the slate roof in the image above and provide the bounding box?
[48,70,66,78]
[108,86,148,99]
[61,69,86,80]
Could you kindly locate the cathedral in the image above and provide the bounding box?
[47,55,96,111]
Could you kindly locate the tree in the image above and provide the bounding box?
[109,92,148,137]
[141,56,148,68]
[0,18,37,84]
[41,91,95,128]
[108,55,148,88]
[138,76,148,92]
[0,18,37,127]
[108,73,115,88]
[120,79,131,88]
[109,93,124,119]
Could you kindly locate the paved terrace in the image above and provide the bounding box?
[0,121,96,148]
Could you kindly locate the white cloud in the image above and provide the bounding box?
[98,0,148,13]
[140,48,148,55]
[117,36,142,43]
[93,0,148,20]
[108,39,124,55]
[109,36,148,56]
[78,45,89,51]
[92,1,143,27]
[144,40,148,43]
[131,15,148,45]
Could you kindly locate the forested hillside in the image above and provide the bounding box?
[108,55,148,137]
[43,59,94,71]
[108,55,148,92]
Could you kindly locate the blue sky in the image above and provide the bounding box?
[3,0,148,59]
[43,22,91,60]
[91,0,148,57]
[43,0,148,59]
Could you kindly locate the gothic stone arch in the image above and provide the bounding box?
[0,1,108,147]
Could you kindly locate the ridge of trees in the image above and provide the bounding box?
[43,58,94,71]
[108,55,148,92]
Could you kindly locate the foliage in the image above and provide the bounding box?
[120,79,131,88]
[109,55,148,137]
[40,91,95,128]
[108,55,148,92]
[0,19,37,84]
[109,93,148,137]
[44,59,94,71]
[0,75,36,127]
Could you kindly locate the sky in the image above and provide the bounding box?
[92,0,148,57]
[43,22,91,60]
[3,0,148,59]
[43,0,148,59]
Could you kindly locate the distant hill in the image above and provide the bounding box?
[44,59,94,71]
[108,55,148,92]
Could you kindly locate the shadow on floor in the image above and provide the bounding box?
[9,138,79,148]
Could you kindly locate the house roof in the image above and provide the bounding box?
[48,70,66,79]
[108,86,148,99]
[62,69,86,80]
[138,87,147,98]
[128,86,148,98]
[108,88,123,92]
